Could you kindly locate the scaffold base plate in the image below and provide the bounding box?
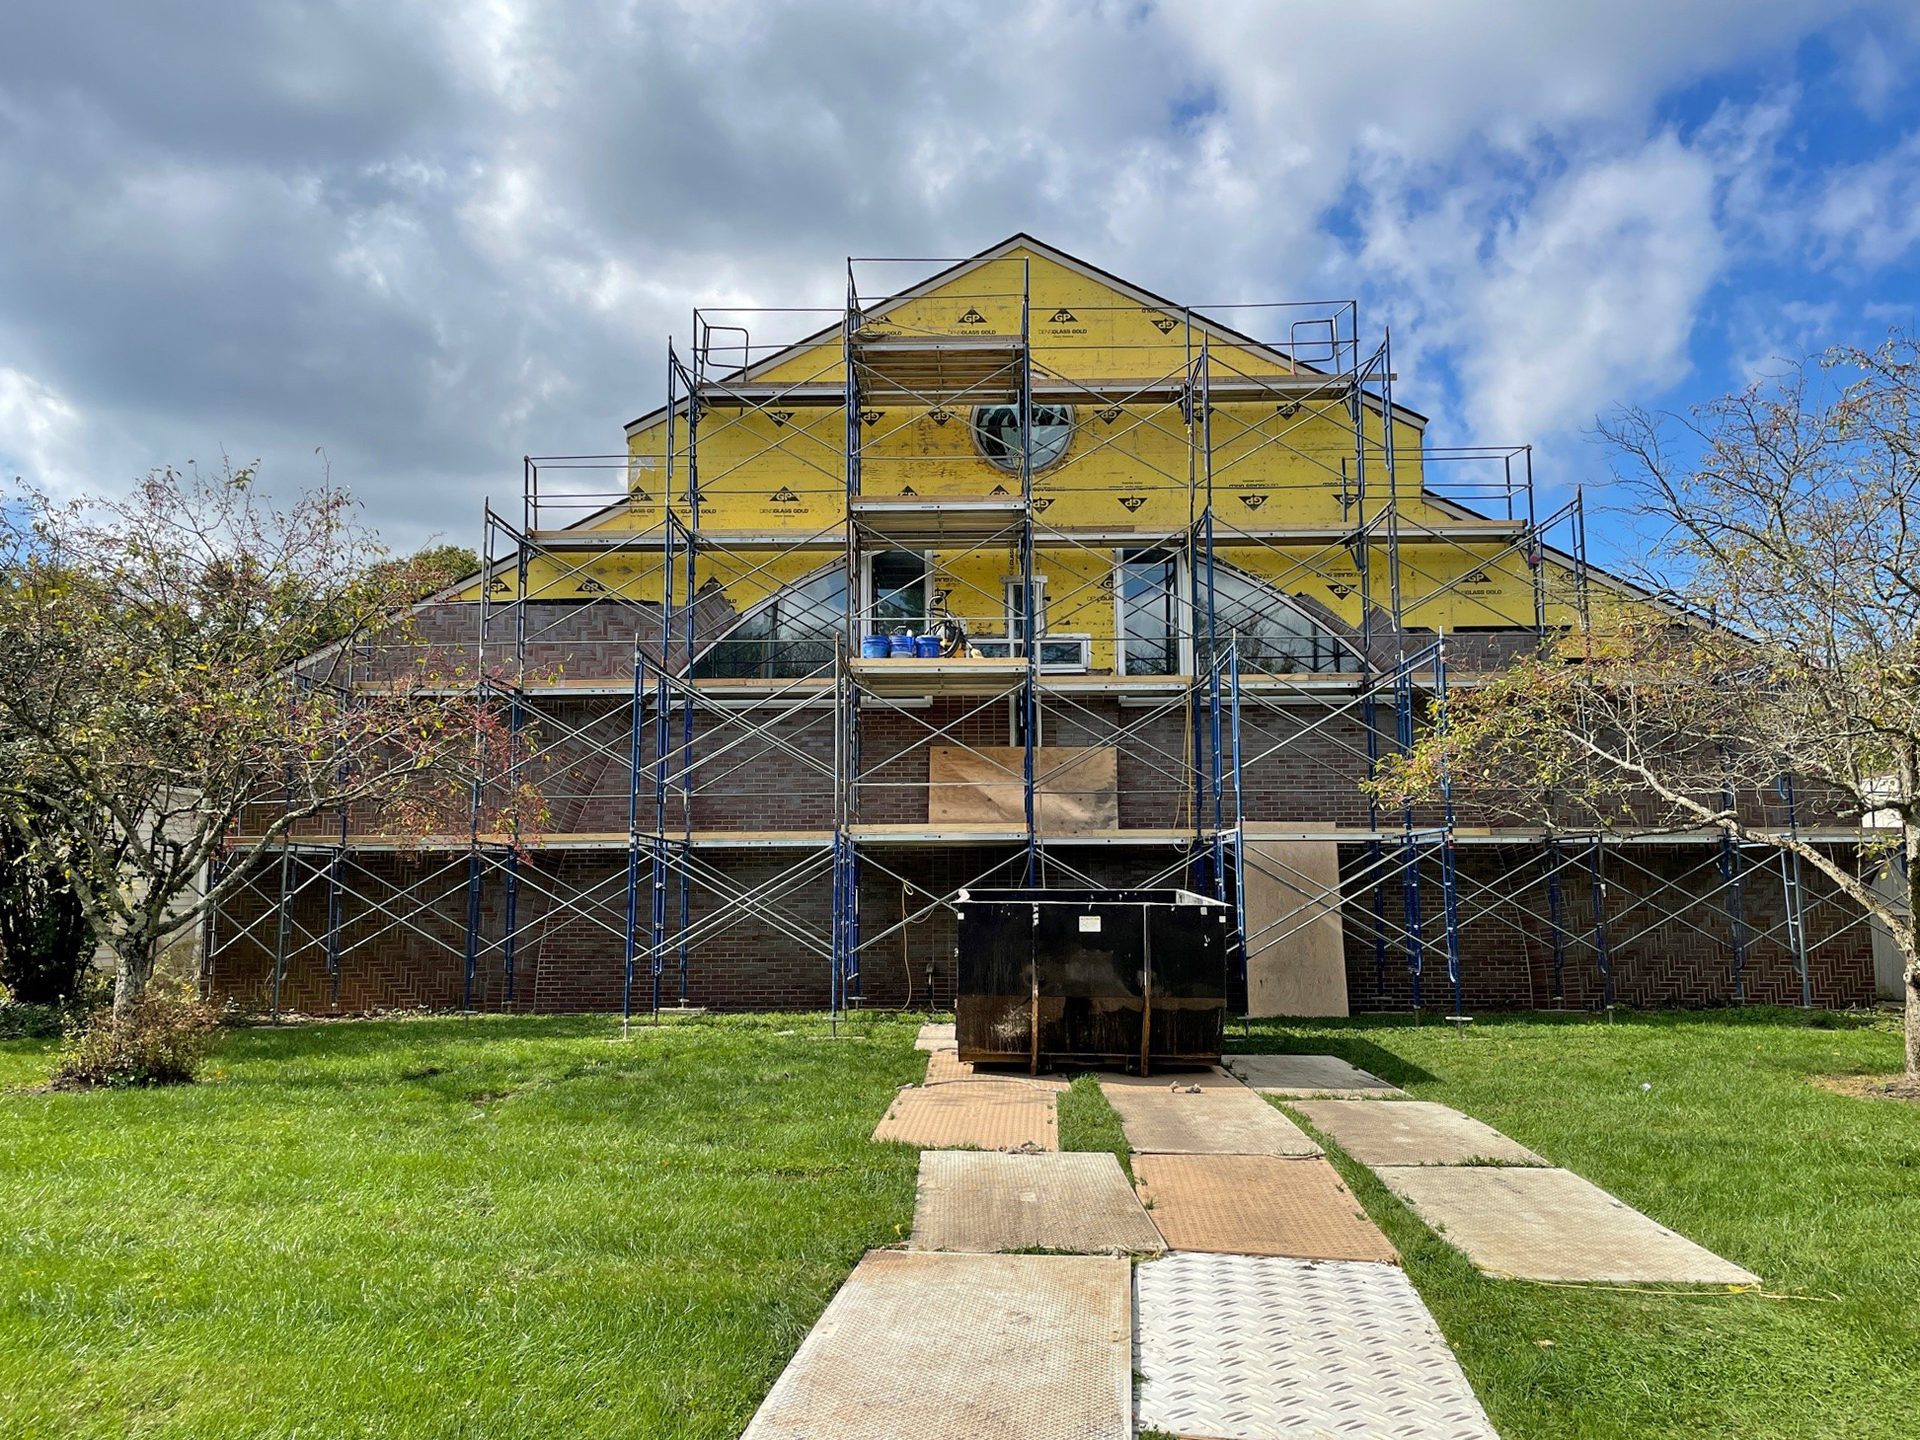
[1290,1100,1544,1167]
[1226,1053,1407,1098]
[1378,1165,1759,1284]
[873,1083,1059,1152]
[910,1151,1164,1255]
[1134,1154,1396,1262]
[1134,1252,1498,1440]
[1102,1083,1322,1157]
[742,1250,1130,1440]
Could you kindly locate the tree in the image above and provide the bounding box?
[1377,337,1920,1079]
[0,463,537,1017]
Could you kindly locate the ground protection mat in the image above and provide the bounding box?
[1289,1100,1544,1166]
[1133,1251,1499,1440]
[1377,1165,1760,1284]
[914,1022,956,1051]
[910,1150,1164,1255]
[742,1250,1131,1440]
[1226,1053,1406,1098]
[1133,1153,1396,1262]
[872,1082,1059,1151]
[1102,1082,1322,1157]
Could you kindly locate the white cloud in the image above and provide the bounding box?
[0,365,85,489]
[1814,133,1920,269]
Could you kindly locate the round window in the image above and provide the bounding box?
[971,403,1074,473]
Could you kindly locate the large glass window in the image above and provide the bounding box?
[692,566,847,680]
[1202,566,1362,674]
[868,551,928,630]
[1120,548,1181,676]
[972,403,1073,473]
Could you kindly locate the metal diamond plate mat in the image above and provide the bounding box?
[872,1082,1059,1151]
[915,1022,956,1052]
[1289,1100,1544,1166]
[1134,1252,1498,1440]
[1102,1082,1322,1157]
[1134,1154,1396,1263]
[742,1250,1131,1440]
[1378,1165,1759,1285]
[1226,1053,1407,1098]
[911,1151,1164,1255]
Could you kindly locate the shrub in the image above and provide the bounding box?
[52,989,222,1088]
[0,1000,66,1040]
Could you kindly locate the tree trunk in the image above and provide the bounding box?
[111,932,159,1017]
[1907,970,1920,1082]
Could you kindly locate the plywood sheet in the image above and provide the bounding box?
[1243,839,1349,1017]
[1225,1052,1406,1098]
[742,1251,1131,1440]
[1134,1252,1497,1440]
[1134,1154,1396,1262]
[1100,1083,1321,1157]
[873,1083,1059,1152]
[911,1151,1164,1255]
[928,745,1117,831]
[1379,1165,1760,1284]
[1291,1099,1544,1167]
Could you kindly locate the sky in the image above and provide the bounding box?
[2,0,1918,554]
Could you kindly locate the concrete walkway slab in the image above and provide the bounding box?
[743,1250,1131,1440]
[911,1151,1164,1256]
[873,1083,1058,1152]
[914,1022,956,1052]
[1134,1252,1498,1440]
[1102,1082,1321,1157]
[1227,1052,1407,1098]
[1134,1154,1396,1263]
[1291,1099,1544,1167]
[1379,1165,1759,1285]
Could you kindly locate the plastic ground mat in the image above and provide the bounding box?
[1377,1165,1760,1284]
[914,1022,956,1052]
[1133,1153,1396,1262]
[1288,1100,1544,1167]
[1134,1251,1498,1440]
[1101,1082,1322,1157]
[910,1151,1163,1255]
[1225,1053,1407,1098]
[872,1082,1059,1152]
[742,1250,1131,1440]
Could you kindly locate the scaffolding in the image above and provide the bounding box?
[204,245,1881,1020]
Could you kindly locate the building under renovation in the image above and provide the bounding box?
[204,237,1879,1018]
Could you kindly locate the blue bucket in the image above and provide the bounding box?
[914,633,943,659]
[888,628,915,659]
[860,635,889,660]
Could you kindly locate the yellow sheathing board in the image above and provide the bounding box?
[447,244,1571,637]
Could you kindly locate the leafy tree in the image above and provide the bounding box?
[1378,337,1920,1077]
[0,463,538,1017]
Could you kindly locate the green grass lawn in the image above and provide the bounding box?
[0,1012,925,1439]
[1,1007,1915,1438]
[1238,1008,1920,1440]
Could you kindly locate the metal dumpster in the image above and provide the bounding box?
[953,887,1230,1073]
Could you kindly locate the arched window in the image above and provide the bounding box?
[691,565,848,679]
[1121,549,1362,675]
